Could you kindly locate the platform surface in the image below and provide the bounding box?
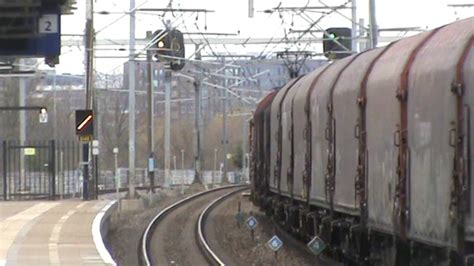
[0,200,112,266]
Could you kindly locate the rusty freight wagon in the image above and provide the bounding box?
[251,17,474,265]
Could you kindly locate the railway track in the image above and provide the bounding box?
[140,184,248,266]
[197,187,249,265]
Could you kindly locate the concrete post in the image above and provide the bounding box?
[128,0,136,198]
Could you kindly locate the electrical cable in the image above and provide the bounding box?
[96,0,150,34]
[194,22,219,57]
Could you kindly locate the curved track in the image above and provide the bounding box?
[197,187,249,265]
[141,185,247,266]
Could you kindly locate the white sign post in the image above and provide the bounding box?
[92,140,99,155]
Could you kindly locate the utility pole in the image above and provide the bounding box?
[19,58,26,192]
[369,0,378,48]
[128,0,136,198]
[92,35,99,200]
[164,70,171,187]
[93,97,99,200]
[114,147,119,211]
[248,0,254,18]
[222,58,229,184]
[213,148,218,183]
[193,78,202,184]
[146,31,155,192]
[181,149,185,194]
[351,0,358,53]
[53,72,57,140]
[84,0,94,200]
[193,44,202,184]
[161,21,172,188]
[52,71,58,196]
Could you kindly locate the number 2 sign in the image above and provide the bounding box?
[39,14,59,34]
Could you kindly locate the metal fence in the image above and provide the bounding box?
[0,140,82,200]
[0,139,244,201]
[98,169,241,189]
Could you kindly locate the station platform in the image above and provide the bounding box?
[0,199,115,266]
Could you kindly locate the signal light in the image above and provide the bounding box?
[39,107,48,123]
[153,29,185,71]
[75,109,94,137]
[77,114,92,131]
[323,27,352,60]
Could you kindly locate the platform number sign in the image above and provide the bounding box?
[266,235,283,252]
[39,14,59,34]
[246,216,258,230]
[307,236,326,255]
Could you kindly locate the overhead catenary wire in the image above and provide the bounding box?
[97,10,198,75]
[96,0,150,34]
[194,22,219,57]
[257,3,321,59]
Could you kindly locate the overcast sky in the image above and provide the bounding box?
[52,0,472,74]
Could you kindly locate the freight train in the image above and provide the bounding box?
[250,17,474,265]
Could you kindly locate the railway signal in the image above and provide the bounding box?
[75,109,94,141]
[154,28,185,71]
[323,27,352,60]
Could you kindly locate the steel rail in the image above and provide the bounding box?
[197,187,249,266]
[140,184,247,266]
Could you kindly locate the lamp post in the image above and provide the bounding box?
[173,155,177,185]
[113,147,120,211]
[181,149,185,194]
[213,148,218,184]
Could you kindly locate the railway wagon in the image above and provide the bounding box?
[251,90,278,204]
[251,17,474,265]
